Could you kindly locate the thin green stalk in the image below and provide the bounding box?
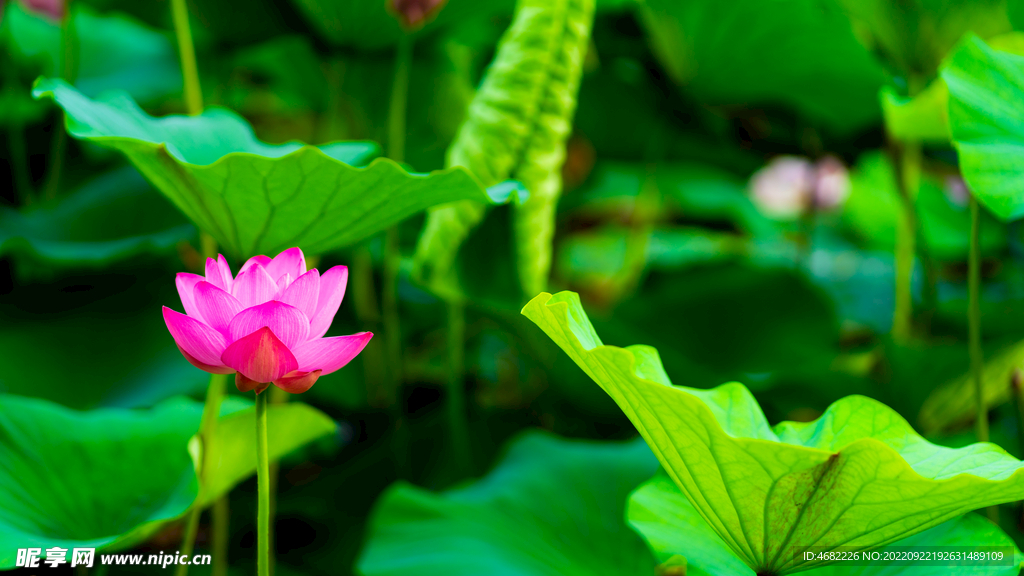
[171,0,203,115]
[381,33,413,478]
[255,391,270,576]
[383,32,412,391]
[968,195,998,522]
[43,2,75,200]
[210,496,229,576]
[175,372,227,576]
[266,386,290,576]
[446,299,471,473]
[969,195,987,443]
[892,139,921,344]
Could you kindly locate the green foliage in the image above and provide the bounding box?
[838,0,1011,76]
[288,0,514,49]
[880,32,1024,143]
[2,2,182,103]
[919,338,1024,433]
[944,34,1024,221]
[630,473,1024,576]
[523,291,1024,575]
[842,151,1006,260]
[639,0,886,133]
[0,396,219,567]
[33,79,518,259]
[0,166,194,267]
[357,431,658,576]
[414,0,595,296]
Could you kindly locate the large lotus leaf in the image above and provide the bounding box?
[918,338,1024,434]
[2,2,181,104]
[0,395,242,569]
[522,291,1024,575]
[639,0,886,133]
[413,0,592,294]
[198,402,338,505]
[357,431,658,576]
[838,0,1011,76]
[0,165,194,267]
[630,473,1023,576]
[32,79,513,259]
[943,35,1024,221]
[881,33,1024,143]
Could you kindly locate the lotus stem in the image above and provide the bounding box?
[210,496,229,576]
[381,33,413,477]
[43,2,75,200]
[255,390,270,576]
[447,298,472,473]
[175,372,227,576]
[969,195,987,443]
[892,139,920,344]
[383,33,411,392]
[171,0,203,115]
[266,386,290,576]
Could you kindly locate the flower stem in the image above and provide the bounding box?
[380,33,413,477]
[383,33,412,392]
[266,386,290,576]
[43,2,75,200]
[175,372,226,576]
[969,195,987,443]
[171,0,203,115]
[255,390,270,576]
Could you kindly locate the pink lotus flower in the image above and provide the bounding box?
[163,247,372,395]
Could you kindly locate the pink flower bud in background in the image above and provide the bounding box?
[20,0,63,20]
[749,156,815,220]
[162,247,372,395]
[944,175,970,207]
[812,155,850,210]
[389,0,448,30]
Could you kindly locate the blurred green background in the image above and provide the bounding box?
[6,0,1024,573]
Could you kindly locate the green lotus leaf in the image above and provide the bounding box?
[880,32,1024,144]
[943,34,1024,221]
[630,473,1024,576]
[357,431,659,576]
[838,0,1011,76]
[0,395,242,569]
[198,402,338,505]
[880,82,951,142]
[3,2,182,104]
[0,166,194,267]
[639,0,886,133]
[522,291,1024,575]
[32,79,511,259]
[918,338,1024,434]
